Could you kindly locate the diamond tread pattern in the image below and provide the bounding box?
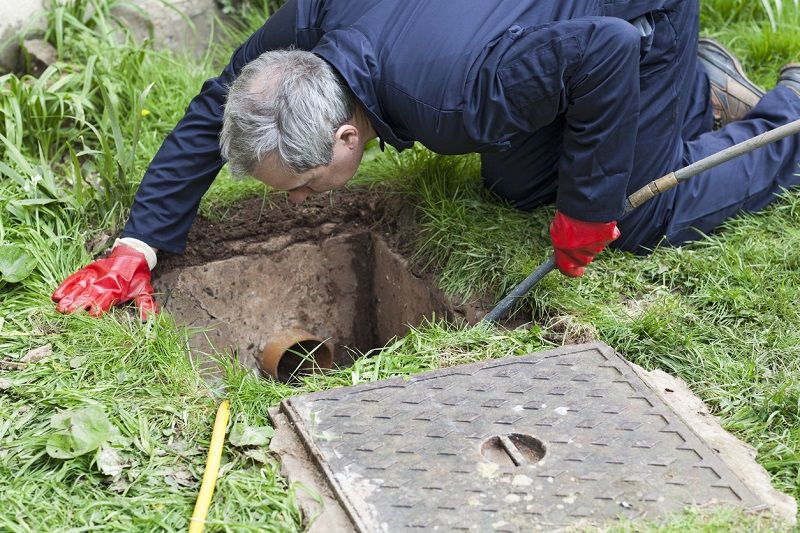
[279,342,760,531]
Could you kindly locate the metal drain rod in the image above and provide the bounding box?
[484,117,800,323]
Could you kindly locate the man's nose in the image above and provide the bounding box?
[288,188,312,204]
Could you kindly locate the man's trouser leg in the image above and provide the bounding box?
[614,0,800,251]
[482,0,800,254]
[651,87,800,248]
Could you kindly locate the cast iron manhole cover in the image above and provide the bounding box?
[272,342,762,531]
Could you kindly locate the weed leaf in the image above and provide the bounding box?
[243,449,271,464]
[229,420,274,447]
[46,406,115,459]
[0,245,37,283]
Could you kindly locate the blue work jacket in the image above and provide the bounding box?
[123,0,671,253]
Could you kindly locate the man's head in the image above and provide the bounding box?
[221,49,374,203]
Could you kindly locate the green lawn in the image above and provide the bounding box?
[1,0,800,531]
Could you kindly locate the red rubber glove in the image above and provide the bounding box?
[52,245,157,319]
[549,210,621,278]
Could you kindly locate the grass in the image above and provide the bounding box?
[1,0,800,531]
[599,506,791,532]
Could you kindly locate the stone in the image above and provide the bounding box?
[111,0,225,59]
[0,0,46,73]
[19,38,57,77]
[21,343,53,364]
[0,0,227,73]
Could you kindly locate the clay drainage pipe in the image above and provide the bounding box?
[259,328,334,383]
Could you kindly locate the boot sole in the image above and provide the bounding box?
[778,63,800,96]
[780,63,800,77]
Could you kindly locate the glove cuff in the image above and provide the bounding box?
[114,238,158,270]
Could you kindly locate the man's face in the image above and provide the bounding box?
[252,124,364,204]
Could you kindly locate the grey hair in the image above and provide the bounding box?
[220,49,356,176]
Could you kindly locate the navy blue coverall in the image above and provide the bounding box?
[121,0,800,254]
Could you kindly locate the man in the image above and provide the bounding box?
[52,0,800,318]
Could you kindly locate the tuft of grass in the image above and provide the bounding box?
[700,0,800,87]
[594,506,790,532]
[198,171,269,222]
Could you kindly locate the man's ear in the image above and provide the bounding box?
[335,124,359,149]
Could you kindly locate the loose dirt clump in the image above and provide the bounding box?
[541,314,598,345]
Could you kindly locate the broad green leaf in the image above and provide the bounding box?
[46,406,114,459]
[0,244,37,283]
[243,449,271,464]
[229,420,274,447]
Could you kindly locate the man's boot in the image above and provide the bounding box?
[697,38,764,128]
[778,64,800,97]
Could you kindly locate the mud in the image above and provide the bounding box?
[153,189,485,372]
[157,190,394,268]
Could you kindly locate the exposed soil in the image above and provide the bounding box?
[157,189,419,270]
[153,188,493,374]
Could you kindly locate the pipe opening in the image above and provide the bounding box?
[259,329,334,382]
[275,340,327,382]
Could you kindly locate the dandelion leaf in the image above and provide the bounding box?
[46,406,114,459]
[229,420,274,447]
[0,244,36,283]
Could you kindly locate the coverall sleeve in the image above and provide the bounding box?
[500,17,642,222]
[120,1,298,253]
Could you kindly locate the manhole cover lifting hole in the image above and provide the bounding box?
[481,433,546,466]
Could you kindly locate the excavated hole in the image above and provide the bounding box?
[154,230,471,372]
[151,191,531,375]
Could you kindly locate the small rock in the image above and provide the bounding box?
[19,39,57,77]
[21,343,52,363]
[0,378,13,390]
[97,445,128,477]
[85,233,112,255]
[319,223,337,235]
[164,468,195,488]
[107,477,131,493]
